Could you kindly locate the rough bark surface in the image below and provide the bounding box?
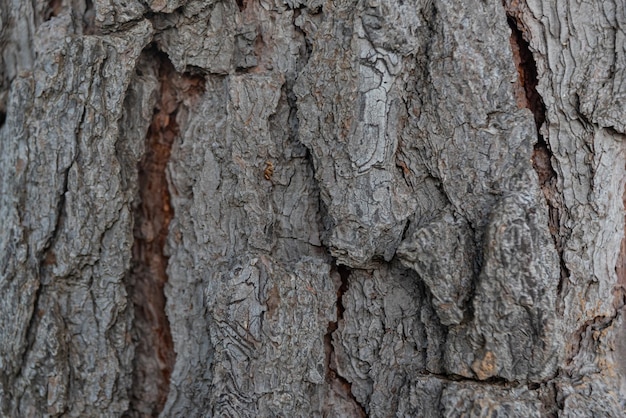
[0,0,625,416]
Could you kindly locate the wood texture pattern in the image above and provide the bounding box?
[0,0,625,416]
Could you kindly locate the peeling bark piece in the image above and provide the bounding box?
[416,2,538,233]
[558,378,623,417]
[397,210,476,326]
[209,257,337,416]
[565,2,626,134]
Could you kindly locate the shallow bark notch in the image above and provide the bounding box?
[128,49,205,416]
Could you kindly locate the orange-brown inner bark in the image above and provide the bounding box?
[129,52,204,416]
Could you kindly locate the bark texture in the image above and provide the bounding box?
[0,0,625,416]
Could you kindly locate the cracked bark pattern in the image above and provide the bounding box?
[1,0,625,416]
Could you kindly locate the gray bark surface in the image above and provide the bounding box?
[0,0,625,416]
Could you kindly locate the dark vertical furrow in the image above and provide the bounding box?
[506,15,570,301]
[325,263,368,417]
[128,53,177,416]
[127,50,205,416]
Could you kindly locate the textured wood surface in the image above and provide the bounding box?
[0,0,625,416]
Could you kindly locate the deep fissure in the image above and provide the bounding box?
[235,0,248,11]
[127,49,205,415]
[325,263,368,417]
[506,15,570,299]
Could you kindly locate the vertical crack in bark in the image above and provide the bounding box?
[325,263,368,417]
[506,15,570,302]
[128,50,204,416]
[0,106,5,127]
[292,14,363,413]
[44,0,62,21]
[128,53,176,417]
[235,0,248,12]
[615,184,626,307]
[83,0,95,34]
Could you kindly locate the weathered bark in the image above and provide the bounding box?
[0,0,625,416]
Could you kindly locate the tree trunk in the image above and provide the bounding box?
[1,0,625,416]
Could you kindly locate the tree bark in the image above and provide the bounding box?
[1,0,625,416]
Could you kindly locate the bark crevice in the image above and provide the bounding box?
[325,263,368,417]
[44,0,62,21]
[127,48,204,416]
[505,14,570,304]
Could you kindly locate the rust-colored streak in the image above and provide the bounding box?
[507,29,530,111]
[506,17,553,186]
[507,17,545,129]
[129,52,205,416]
